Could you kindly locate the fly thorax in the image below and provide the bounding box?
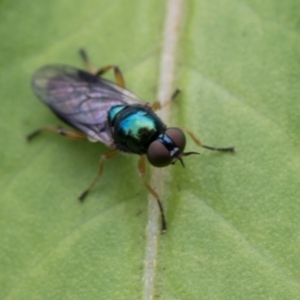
[108,104,166,154]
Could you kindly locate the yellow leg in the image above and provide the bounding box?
[79,48,97,74]
[152,88,181,111]
[137,155,167,233]
[26,126,88,141]
[96,65,125,88]
[78,149,119,201]
[79,48,125,88]
[180,126,235,152]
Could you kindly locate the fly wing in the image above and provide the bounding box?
[32,65,145,146]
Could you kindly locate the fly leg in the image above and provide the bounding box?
[95,65,125,88]
[78,149,119,201]
[26,126,88,141]
[79,48,97,74]
[137,155,167,233]
[180,126,235,152]
[152,88,181,111]
[79,48,125,88]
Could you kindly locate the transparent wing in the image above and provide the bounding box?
[32,65,146,146]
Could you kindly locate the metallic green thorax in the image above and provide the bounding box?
[108,104,166,154]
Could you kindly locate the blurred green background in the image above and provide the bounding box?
[1,0,300,299]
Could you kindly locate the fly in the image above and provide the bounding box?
[27,49,235,232]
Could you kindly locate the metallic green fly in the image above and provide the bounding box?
[27,49,235,232]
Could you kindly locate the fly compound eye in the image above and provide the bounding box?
[146,128,186,168]
[147,141,173,167]
[165,127,186,153]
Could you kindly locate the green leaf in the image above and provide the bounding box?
[1,0,300,299]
